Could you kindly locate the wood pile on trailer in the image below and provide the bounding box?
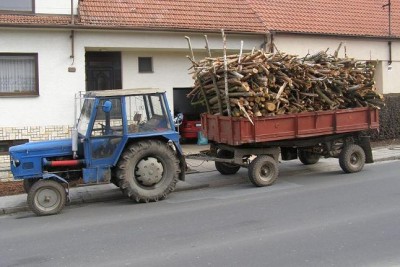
[186,34,385,122]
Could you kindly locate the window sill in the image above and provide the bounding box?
[0,93,39,98]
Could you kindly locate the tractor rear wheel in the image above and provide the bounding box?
[116,140,180,202]
[27,179,66,216]
[215,149,241,175]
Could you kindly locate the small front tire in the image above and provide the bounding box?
[27,179,66,216]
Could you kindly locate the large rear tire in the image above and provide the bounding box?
[298,149,320,165]
[116,140,180,202]
[27,179,66,216]
[215,149,241,175]
[339,144,365,173]
[248,155,278,187]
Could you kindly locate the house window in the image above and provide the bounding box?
[0,54,39,96]
[0,139,29,155]
[0,0,34,13]
[138,57,153,73]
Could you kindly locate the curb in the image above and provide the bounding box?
[1,205,29,215]
[373,156,400,162]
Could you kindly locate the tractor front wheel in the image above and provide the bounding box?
[116,140,180,202]
[27,179,66,216]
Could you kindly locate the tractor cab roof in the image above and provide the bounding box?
[85,88,165,98]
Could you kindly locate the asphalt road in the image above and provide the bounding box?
[1,160,399,267]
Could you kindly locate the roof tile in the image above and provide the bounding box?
[0,0,398,38]
[248,0,400,37]
[0,14,71,26]
[77,0,266,33]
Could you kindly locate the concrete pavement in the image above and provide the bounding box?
[1,143,399,215]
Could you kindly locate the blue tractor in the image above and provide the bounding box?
[9,89,186,216]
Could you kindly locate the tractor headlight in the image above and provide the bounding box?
[11,158,20,168]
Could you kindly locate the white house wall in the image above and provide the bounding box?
[79,30,263,52]
[121,50,195,111]
[0,28,82,127]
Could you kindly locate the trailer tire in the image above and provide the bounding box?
[215,149,241,175]
[116,140,180,202]
[248,155,278,187]
[27,179,66,216]
[298,149,320,165]
[339,144,365,173]
[23,178,39,193]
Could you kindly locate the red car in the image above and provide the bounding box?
[179,119,202,140]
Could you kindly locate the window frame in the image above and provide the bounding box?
[0,53,39,97]
[0,0,35,14]
[138,57,153,73]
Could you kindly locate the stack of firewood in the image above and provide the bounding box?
[187,44,384,119]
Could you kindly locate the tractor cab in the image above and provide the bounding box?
[73,89,178,183]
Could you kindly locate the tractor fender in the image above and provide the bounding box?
[42,173,69,185]
[42,173,70,202]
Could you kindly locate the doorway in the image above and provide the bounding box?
[85,52,122,91]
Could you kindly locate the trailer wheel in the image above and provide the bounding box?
[27,179,66,216]
[248,155,278,187]
[215,149,241,175]
[298,149,320,165]
[339,144,366,173]
[23,178,39,193]
[116,140,180,202]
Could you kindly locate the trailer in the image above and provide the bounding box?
[187,107,379,187]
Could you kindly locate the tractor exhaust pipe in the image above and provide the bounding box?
[71,128,78,159]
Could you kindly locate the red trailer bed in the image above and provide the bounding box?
[201,107,379,146]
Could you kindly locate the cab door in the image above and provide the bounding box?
[85,97,125,168]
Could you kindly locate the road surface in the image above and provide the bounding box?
[1,160,399,267]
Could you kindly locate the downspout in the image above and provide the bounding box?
[70,0,75,25]
[388,41,392,70]
[269,32,275,53]
[383,0,392,69]
[70,30,75,63]
[69,0,75,65]
[70,0,78,159]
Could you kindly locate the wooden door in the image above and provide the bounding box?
[85,52,122,91]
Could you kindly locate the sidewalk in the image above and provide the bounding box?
[1,144,399,215]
